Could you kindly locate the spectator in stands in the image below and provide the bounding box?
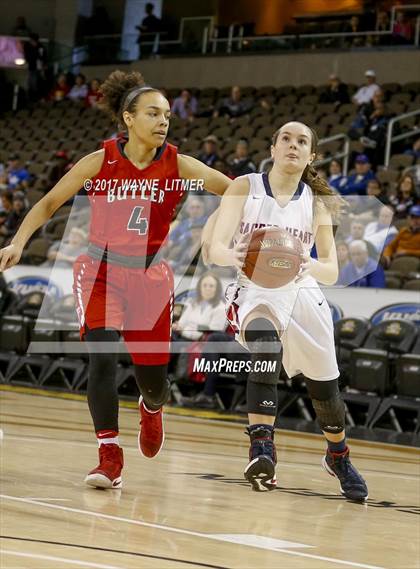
[374,10,390,45]
[366,178,389,205]
[352,70,381,107]
[364,205,398,253]
[48,73,70,102]
[48,151,72,189]
[343,16,364,46]
[172,272,226,341]
[227,139,256,177]
[375,10,390,33]
[214,159,229,175]
[182,327,250,410]
[0,190,14,220]
[404,137,420,160]
[213,86,252,119]
[341,154,375,196]
[389,174,417,219]
[337,240,350,270]
[12,16,31,37]
[68,73,88,102]
[6,154,30,191]
[24,33,47,102]
[0,172,8,192]
[0,211,7,230]
[0,192,28,246]
[338,240,386,288]
[345,220,365,244]
[359,100,389,166]
[85,78,102,108]
[328,159,348,191]
[171,89,198,121]
[197,135,220,168]
[383,205,420,263]
[136,2,162,57]
[392,11,414,44]
[349,89,384,135]
[166,198,207,271]
[319,74,350,107]
[44,227,87,268]
[350,178,390,222]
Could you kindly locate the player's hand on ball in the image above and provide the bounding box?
[0,243,23,272]
[295,251,313,282]
[232,234,249,270]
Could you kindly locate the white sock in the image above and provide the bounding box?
[97,436,119,447]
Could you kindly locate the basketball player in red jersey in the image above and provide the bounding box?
[0,70,232,489]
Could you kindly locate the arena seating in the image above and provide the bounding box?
[0,79,418,444]
[0,80,418,277]
[1,81,418,189]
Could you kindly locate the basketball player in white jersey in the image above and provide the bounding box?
[206,122,368,500]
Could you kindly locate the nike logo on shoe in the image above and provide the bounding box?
[318,300,324,306]
[107,159,118,164]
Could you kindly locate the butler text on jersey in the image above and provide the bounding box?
[84,177,204,203]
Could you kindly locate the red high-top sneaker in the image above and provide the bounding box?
[85,444,123,489]
[138,396,165,458]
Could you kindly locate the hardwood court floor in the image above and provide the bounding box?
[0,389,419,569]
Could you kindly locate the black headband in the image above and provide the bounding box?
[122,86,156,113]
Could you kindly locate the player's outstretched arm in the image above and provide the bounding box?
[208,176,250,268]
[177,154,231,196]
[0,150,104,272]
[298,204,339,285]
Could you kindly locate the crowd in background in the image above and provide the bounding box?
[1,5,418,415]
[0,65,419,269]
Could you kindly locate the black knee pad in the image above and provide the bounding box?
[247,382,278,416]
[134,364,170,410]
[306,379,345,434]
[305,377,340,400]
[245,318,282,416]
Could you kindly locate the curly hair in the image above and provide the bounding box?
[98,69,162,128]
[272,124,346,220]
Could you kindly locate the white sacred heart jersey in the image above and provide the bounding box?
[226,172,339,380]
[233,172,317,289]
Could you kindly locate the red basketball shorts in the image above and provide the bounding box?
[73,254,174,365]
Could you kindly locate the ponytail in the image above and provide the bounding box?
[301,163,346,220]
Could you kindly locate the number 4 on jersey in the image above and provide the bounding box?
[127,206,149,235]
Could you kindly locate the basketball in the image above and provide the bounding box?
[243,227,303,288]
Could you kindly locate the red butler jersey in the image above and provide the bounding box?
[88,135,182,255]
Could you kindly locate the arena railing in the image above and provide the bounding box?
[208,4,420,54]
[77,7,420,64]
[314,134,350,175]
[384,109,420,168]
[390,4,420,30]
